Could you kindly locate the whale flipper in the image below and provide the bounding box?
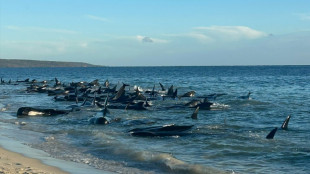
[266,127,278,139]
[191,106,199,119]
[281,115,291,130]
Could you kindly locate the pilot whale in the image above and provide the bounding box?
[89,94,111,125]
[281,115,291,130]
[129,124,194,137]
[239,91,251,99]
[266,127,278,139]
[191,106,199,119]
[17,107,69,117]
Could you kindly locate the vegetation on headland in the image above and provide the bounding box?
[0,59,100,68]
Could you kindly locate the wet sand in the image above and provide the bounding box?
[0,146,68,174]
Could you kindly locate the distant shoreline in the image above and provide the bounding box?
[0,59,101,68]
[0,59,308,68]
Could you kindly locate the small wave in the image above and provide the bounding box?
[107,145,227,174]
[211,103,230,110]
[0,103,11,111]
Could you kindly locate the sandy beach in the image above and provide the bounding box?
[0,146,68,174]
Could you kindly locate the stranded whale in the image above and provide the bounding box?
[17,107,69,117]
[128,124,194,137]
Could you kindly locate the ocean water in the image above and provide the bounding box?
[0,66,309,174]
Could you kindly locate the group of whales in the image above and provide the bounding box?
[1,77,291,138]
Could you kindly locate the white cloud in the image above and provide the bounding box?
[136,35,169,43]
[165,26,267,45]
[5,25,78,34]
[86,14,109,22]
[193,26,267,40]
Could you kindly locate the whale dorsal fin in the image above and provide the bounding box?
[159,82,165,91]
[281,115,291,130]
[191,106,199,119]
[173,88,178,99]
[104,79,109,88]
[266,127,278,139]
[167,85,174,96]
[102,94,109,116]
[113,83,128,100]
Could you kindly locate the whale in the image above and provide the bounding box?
[159,82,165,91]
[17,78,30,83]
[104,79,109,88]
[185,99,201,107]
[178,91,195,99]
[104,84,117,93]
[167,85,174,96]
[89,94,111,125]
[189,98,213,110]
[239,91,251,99]
[112,83,129,101]
[17,107,69,117]
[88,111,110,124]
[281,115,291,130]
[266,127,278,139]
[162,87,178,100]
[191,106,199,119]
[128,124,194,137]
[125,101,147,110]
[145,84,158,97]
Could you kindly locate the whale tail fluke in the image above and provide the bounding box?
[266,127,278,139]
[281,115,291,130]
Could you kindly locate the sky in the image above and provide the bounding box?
[0,0,310,66]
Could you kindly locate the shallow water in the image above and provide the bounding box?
[0,66,309,174]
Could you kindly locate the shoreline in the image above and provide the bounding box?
[0,146,68,174]
[0,125,114,174]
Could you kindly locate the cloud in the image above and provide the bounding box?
[136,36,153,43]
[294,13,310,21]
[5,25,78,34]
[193,26,267,40]
[165,26,267,45]
[86,14,108,22]
[142,37,153,43]
[136,35,169,43]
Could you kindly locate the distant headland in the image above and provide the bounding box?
[0,59,100,68]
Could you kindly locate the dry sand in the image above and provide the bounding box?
[0,146,68,174]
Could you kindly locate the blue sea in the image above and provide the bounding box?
[0,66,309,174]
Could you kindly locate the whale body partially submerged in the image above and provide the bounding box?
[128,124,194,137]
[17,107,69,117]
